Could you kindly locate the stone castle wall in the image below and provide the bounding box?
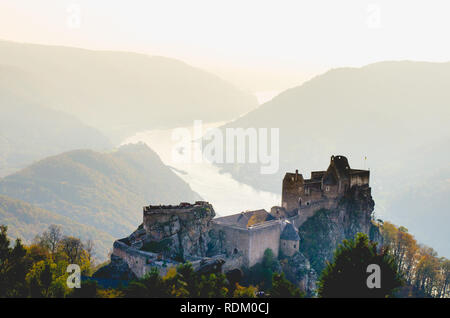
[112,240,177,278]
[289,198,339,228]
[211,219,281,269]
[282,156,370,213]
[248,220,281,266]
[112,239,210,278]
[350,173,370,187]
[210,222,251,270]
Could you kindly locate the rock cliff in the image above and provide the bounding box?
[280,252,317,296]
[287,185,382,293]
[142,202,216,261]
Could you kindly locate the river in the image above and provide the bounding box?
[121,122,281,217]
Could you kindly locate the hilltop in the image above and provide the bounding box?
[0,83,111,177]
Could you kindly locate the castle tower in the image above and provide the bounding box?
[281,155,370,213]
[280,222,300,257]
[281,169,304,212]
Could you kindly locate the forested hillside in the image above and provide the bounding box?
[0,195,113,260]
[0,143,201,260]
[0,80,111,177]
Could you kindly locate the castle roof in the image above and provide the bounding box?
[213,209,275,228]
[280,223,300,241]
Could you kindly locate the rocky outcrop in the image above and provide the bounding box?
[298,185,382,276]
[281,252,317,296]
[94,202,219,280]
[92,254,137,281]
[142,202,216,260]
[275,185,380,295]
[196,258,225,276]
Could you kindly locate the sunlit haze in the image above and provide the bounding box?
[0,1,449,298]
[1,0,449,93]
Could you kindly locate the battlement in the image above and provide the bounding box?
[282,155,370,213]
[143,201,211,214]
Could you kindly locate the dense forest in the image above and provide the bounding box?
[0,224,300,298]
[381,221,450,297]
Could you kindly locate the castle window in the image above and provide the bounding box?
[306,202,310,206]
[294,244,296,248]
[325,186,330,192]
[234,248,238,255]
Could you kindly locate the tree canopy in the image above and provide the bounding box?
[318,232,403,298]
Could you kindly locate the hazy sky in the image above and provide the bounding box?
[1,0,449,92]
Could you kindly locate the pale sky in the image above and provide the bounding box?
[1,0,449,92]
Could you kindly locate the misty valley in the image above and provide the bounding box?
[0,35,449,300]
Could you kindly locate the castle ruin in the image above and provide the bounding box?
[107,155,371,277]
[209,155,370,269]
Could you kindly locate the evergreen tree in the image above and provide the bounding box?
[270,272,303,298]
[0,226,28,297]
[318,233,403,298]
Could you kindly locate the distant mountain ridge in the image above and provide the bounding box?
[0,83,112,177]
[0,143,202,260]
[0,40,258,141]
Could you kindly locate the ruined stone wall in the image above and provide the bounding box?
[282,177,303,212]
[284,179,338,212]
[112,240,177,278]
[290,198,339,228]
[112,239,215,279]
[301,188,323,205]
[322,184,340,199]
[350,174,370,187]
[248,220,281,267]
[210,222,251,269]
[209,220,281,269]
